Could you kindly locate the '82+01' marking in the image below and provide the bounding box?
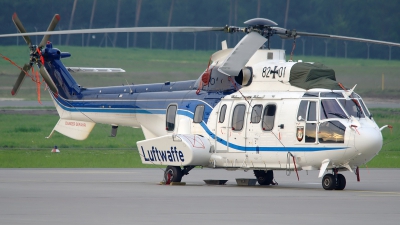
[262,66,286,79]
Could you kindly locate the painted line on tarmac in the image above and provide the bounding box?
[26,170,140,174]
[351,190,400,196]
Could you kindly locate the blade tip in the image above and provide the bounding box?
[55,14,60,21]
[11,90,15,95]
[12,12,17,19]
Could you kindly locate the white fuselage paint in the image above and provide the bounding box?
[51,49,383,172]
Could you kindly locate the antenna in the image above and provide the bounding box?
[125,79,133,94]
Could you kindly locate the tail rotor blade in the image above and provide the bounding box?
[11,64,31,96]
[12,13,31,47]
[39,14,60,48]
[39,66,58,96]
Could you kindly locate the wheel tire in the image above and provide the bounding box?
[164,166,183,183]
[335,174,346,190]
[254,170,274,185]
[322,174,335,190]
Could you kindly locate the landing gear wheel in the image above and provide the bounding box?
[335,174,346,190]
[322,174,336,190]
[164,166,183,183]
[254,170,274,185]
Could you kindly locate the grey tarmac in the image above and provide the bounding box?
[0,168,399,225]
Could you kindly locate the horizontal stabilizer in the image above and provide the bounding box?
[66,67,125,73]
[47,119,96,140]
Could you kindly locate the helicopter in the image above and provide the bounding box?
[1,14,400,190]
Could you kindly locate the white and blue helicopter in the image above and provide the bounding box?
[2,14,400,190]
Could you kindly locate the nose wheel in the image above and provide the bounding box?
[322,172,346,190]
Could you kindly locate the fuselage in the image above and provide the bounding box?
[43,43,383,172]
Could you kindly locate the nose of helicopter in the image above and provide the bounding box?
[353,127,383,161]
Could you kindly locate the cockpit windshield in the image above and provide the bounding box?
[338,99,365,118]
[320,99,348,119]
[359,99,371,118]
[303,92,370,120]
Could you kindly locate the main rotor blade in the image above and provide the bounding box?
[0,26,225,38]
[39,66,58,96]
[11,13,31,46]
[11,63,31,96]
[39,14,61,48]
[218,32,267,76]
[295,31,400,47]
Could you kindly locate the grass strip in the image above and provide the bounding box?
[0,109,399,168]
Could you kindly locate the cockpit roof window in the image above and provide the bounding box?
[320,92,344,98]
[303,92,319,97]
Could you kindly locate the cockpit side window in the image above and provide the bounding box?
[320,99,348,120]
[297,100,308,121]
[319,121,345,143]
[307,101,317,121]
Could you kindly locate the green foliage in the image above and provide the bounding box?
[14,126,41,133]
[0,0,399,59]
[0,114,145,149]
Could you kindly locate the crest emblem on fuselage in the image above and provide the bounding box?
[296,126,304,142]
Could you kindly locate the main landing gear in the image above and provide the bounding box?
[254,170,275,185]
[322,169,346,190]
[164,166,195,183]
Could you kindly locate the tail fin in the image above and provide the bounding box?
[43,42,81,99]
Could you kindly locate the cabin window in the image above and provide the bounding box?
[219,104,227,123]
[231,104,246,131]
[262,104,276,131]
[193,105,205,123]
[297,100,308,121]
[166,105,177,131]
[318,121,345,143]
[250,104,263,123]
[320,99,348,120]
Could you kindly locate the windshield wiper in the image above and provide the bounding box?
[328,112,348,119]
